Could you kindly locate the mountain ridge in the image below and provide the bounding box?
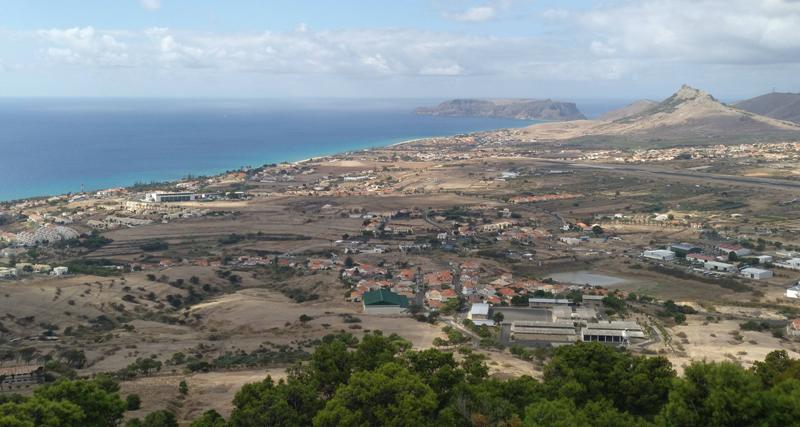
[736,92,800,124]
[517,84,800,147]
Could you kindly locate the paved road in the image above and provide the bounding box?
[532,159,800,192]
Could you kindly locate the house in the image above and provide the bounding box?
[32,264,51,274]
[776,258,800,270]
[643,250,676,261]
[717,243,751,257]
[440,289,458,300]
[755,255,773,264]
[425,271,453,287]
[740,267,773,280]
[362,289,409,314]
[467,303,494,326]
[0,267,17,279]
[51,266,68,276]
[786,284,800,299]
[482,222,513,233]
[0,365,44,388]
[497,288,517,299]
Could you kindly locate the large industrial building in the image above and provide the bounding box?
[144,192,197,203]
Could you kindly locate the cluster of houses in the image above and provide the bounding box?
[642,242,774,280]
[0,264,68,280]
[348,258,606,315]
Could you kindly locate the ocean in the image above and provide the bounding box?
[0,98,539,202]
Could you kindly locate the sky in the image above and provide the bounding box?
[1,0,800,100]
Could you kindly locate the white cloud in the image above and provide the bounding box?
[37,26,130,67]
[31,26,577,78]
[569,0,800,65]
[33,2,800,87]
[445,6,497,22]
[139,0,161,11]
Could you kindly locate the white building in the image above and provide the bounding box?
[51,266,69,276]
[776,258,800,271]
[704,261,737,273]
[144,192,197,203]
[0,267,17,279]
[787,284,800,299]
[642,250,676,261]
[740,267,773,280]
[467,303,495,326]
[755,255,773,264]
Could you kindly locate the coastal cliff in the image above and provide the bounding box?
[414,98,586,121]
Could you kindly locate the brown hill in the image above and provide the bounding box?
[736,92,800,124]
[598,100,658,121]
[519,85,800,147]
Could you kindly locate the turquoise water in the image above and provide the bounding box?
[0,99,537,201]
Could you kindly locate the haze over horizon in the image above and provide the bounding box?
[1,0,800,100]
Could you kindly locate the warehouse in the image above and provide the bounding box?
[361,289,409,314]
[509,320,578,345]
[581,321,646,346]
[642,249,676,261]
[740,267,773,280]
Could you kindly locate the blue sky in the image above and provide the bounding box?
[1,0,799,100]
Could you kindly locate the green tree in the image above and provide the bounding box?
[308,338,354,397]
[354,331,412,371]
[0,396,85,427]
[229,377,321,427]
[190,410,227,427]
[126,410,178,427]
[34,378,126,427]
[313,363,438,427]
[403,349,465,408]
[179,380,188,395]
[543,342,674,417]
[125,394,141,411]
[761,379,800,426]
[659,361,763,426]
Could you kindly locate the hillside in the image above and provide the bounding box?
[518,85,800,147]
[415,98,586,121]
[598,99,658,121]
[736,92,800,124]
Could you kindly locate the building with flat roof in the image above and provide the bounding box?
[581,321,646,345]
[740,267,773,280]
[509,320,578,345]
[703,261,737,273]
[144,192,197,203]
[529,298,570,308]
[786,284,800,299]
[0,267,17,279]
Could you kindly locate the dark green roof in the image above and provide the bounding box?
[362,289,409,307]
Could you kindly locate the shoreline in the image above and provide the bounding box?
[0,132,487,205]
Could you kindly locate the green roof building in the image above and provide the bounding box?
[362,289,409,314]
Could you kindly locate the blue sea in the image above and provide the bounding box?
[0,98,541,202]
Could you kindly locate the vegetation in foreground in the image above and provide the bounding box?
[3,331,800,426]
